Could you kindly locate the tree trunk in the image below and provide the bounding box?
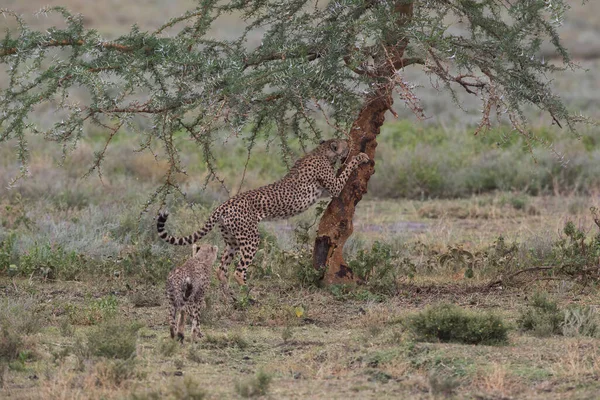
[313,2,414,285]
[313,94,391,284]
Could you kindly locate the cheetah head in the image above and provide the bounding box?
[318,139,350,162]
[192,244,219,265]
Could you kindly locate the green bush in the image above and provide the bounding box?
[235,370,272,398]
[86,319,143,359]
[551,220,600,283]
[516,292,563,337]
[17,242,85,280]
[405,304,509,345]
[66,294,119,325]
[348,241,404,296]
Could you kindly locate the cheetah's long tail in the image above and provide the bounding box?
[156,210,218,246]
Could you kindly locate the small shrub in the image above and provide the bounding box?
[202,332,248,350]
[59,318,75,337]
[281,326,293,343]
[235,370,272,398]
[516,292,563,337]
[405,304,508,345]
[348,241,411,296]
[0,232,17,274]
[94,358,137,387]
[428,371,459,397]
[0,324,22,362]
[562,306,599,338]
[0,298,43,335]
[17,242,85,281]
[87,319,143,359]
[551,220,600,283]
[157,338,179,357]
[170,376,207,400]
[187,345,204,363]
[66,294,119,325]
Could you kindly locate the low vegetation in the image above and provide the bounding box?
[405,304,509,345]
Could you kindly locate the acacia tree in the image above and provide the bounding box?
[0,1,586,284]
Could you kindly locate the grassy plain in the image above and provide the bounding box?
[2,127,600,399]
[2,1,600,399]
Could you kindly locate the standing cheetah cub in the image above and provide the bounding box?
[157,139,370,290]
[166,243,218,342]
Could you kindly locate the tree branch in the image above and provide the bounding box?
[487,266,555,288]
[0,39,145,57]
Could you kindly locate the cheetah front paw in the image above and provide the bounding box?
[354,152,370,165]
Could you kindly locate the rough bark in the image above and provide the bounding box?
[313,2,414,285]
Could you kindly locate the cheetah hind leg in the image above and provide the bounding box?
[217,243,239,303]
[233,238,259,306]
[169,303,178,340]
[176,309,186,343]
[190,301,204,342]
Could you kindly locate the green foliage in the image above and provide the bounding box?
[349,241,406,296]
[0,0,584,194]
[65,294,119,325]
[406,304,509,345]
[119,244,175,285]
[16,242,84,281]
[518,293,600,338]
[0,233,17,275]
[86,319,143,359]
[516,292,563,337]
[235,370,272,398]
[552,218,600,282]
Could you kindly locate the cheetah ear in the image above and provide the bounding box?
[329,141,338,152]
[319,140,325,145]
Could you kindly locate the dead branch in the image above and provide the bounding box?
[487,266,555,288]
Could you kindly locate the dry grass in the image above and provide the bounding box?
[1,274,599,399]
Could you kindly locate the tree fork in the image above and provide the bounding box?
[313,2,413,285]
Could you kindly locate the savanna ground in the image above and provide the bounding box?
[2,1,600,399]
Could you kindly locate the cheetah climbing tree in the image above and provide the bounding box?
[0,1,588,284]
